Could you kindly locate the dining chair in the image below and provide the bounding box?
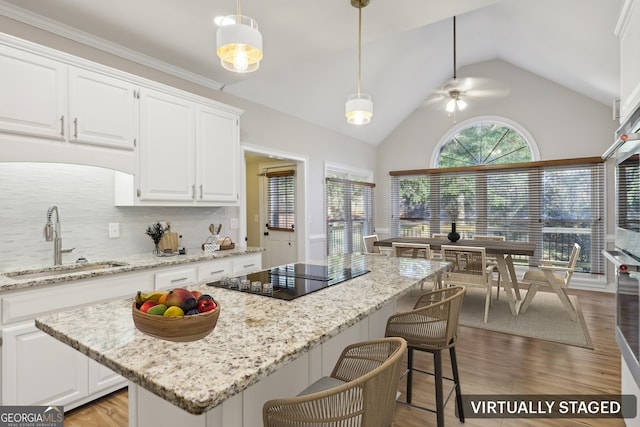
[431,233,448,260]
[263,337,407,427]
[385,285,467,427]
[362,234,380,254]
[473,234,505,299]
[519,243,581,320]
[391,242,431,259]
[391,242,439,290]
[440,245,495,323]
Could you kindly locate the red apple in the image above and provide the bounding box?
[196,298,216,313]
[139,300,159,313]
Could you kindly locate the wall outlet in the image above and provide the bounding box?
[108,223,120,238]
[230,218,239,229]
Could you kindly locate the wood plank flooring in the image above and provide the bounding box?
[64,289,625,427]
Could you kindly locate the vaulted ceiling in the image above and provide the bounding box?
[0,0,622,145]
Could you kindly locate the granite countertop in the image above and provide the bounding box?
[35,254,449,415]
[0,246,264,292]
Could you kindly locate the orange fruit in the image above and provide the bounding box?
[158,291,169,305]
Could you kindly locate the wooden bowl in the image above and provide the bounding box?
[132,301,220,342]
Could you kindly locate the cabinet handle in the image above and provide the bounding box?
[192,184,196,200]
[170,277,189,283]
[243,263,255,268]
[209,269,224,275]
[73,118,78,138]
[200,184,203,199]
[60,115,64,136]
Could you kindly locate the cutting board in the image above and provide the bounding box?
[159,231,179,253]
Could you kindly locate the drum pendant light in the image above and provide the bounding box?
[345,0,373,125]
[216,0,263,73]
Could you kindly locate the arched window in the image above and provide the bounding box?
[433,117,538,168]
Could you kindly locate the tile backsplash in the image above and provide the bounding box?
[0,163,237,270]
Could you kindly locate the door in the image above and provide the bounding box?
[261,164,297,268]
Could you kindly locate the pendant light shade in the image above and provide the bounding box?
[346,94,373,125]
[216,2,263,73]
[345,0,372,126]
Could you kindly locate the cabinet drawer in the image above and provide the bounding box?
[2,270,151,325]
[197,259,232,283]
[232,253,262,275]
[155,266,197,290]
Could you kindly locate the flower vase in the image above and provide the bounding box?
[448,222,461,242]
[153,243,161,256]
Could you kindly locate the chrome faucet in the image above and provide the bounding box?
[44,206,74,265]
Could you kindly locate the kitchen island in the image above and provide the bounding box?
[35,254,449,427]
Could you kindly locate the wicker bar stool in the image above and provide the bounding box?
[263,337,407,427]
[385,285,466,427]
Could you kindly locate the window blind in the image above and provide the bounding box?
[389,158,605,274]
[326,177,375,255]
[266,170,295,232]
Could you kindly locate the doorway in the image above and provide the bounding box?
[242,146,307,269]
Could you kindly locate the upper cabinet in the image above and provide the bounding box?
[68,67,136,150]
[0,34,243,206]
[0,45,66,139]
[617,0,640,121]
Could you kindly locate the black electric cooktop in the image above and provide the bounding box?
[207,262,370,300]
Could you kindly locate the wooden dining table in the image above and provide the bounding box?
[375,237,536,316]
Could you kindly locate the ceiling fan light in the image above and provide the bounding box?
[345,93,373,125]
[457,98,467,111]
[446,98,456,113]
[216,15,263,73]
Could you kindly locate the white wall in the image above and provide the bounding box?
[376,59,618,242]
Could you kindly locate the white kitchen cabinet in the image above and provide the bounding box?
[197,259,233,283]
[134,88,241,205]
[0,43,66,140]
[88,360,124,395]
[232,253,262,275]
[617,0,640,120]
[2,322,88,407]
[68,67,136,150]
[154,265,198,290]
[196,105,239,203]
[138,88,196,202]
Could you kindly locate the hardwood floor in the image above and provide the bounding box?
[64,289,625,426]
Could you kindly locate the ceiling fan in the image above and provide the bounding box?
[425,16,510,120]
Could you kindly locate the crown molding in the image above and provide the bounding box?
[0,0,224,91]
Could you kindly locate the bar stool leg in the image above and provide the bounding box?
[434,350,444,427]
[406,347,414,403]
[450,346,465,422]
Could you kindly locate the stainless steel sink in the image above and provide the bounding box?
[4,261,129,280]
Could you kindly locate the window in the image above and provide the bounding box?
[266,170,295,231]
[390,119,603,274]
[326,170,375,255]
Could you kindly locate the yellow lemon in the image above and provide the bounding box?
[163,306,184,317]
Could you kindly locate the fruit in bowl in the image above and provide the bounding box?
[132,288,220,341]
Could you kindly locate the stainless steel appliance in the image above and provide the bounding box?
[603,102,640,387]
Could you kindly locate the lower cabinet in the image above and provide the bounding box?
[2,321,88,407]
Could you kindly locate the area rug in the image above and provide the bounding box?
[456,287,594,349]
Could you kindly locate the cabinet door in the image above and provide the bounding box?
[2,322,88,406]
[138,88,195,202]
[68,67,136,149]
[0,45,66,139]
[155,266,198,290]
[88,359,125,395]
[196,105,239,203]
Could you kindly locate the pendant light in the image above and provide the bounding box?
[216,0,263,73]
[345,0,373,126]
